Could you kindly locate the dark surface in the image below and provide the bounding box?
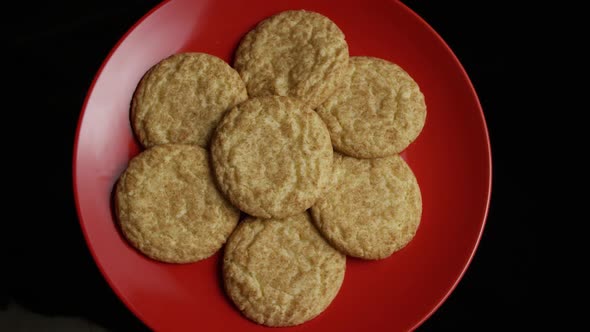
[5,1,543,331]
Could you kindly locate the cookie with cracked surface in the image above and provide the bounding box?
[114,144,240,263]
[223,212,346,327]
[311,153,422,259]
[211,96,333,219]
[131,52,247,148]
[320,152,344,196]
[316,56,427,158]
[234,10,349,108]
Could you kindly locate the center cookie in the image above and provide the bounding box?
[234,10,349,108]
[211,96,333,219]
[311,154,422,259]
[223,212,346,327]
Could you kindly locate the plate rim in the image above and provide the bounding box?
[72,0,175,329]
[394,1,492,329]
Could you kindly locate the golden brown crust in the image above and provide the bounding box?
[114,144,240,263]
[210,96,333,219]
[234,10,349,108]
[131,52,248,148]
[316,56,427,158]
[311,154,422,259]
[223,212,346,327]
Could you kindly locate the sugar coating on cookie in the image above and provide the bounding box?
[316,56,426,158]
[223,212,346,327]
[115,144,240,263]
[311,153,422,259]
[320,152,345,196]
[131,52,247,148]
[234,10,349,108]
[211,96,333,219]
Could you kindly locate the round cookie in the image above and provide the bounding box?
[316,56,427,158]
[234,10,349,108]
[131,52,248,148]
[114,144,240,263]
[223,212,346,327]
[311,153,422,259]
[211,96,333,219]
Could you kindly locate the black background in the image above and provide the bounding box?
[4,1,547,331]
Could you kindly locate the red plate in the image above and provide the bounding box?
[73,0,491,331]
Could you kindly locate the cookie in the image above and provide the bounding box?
[320,152,344,195]
[223,212,346,327]
[131,52,248,148]
[211,96,333,219]
[316,56,427,158]
[114,144,240,263]
[234,10,349,108]
[311,153,422,259]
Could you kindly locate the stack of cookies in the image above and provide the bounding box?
[114,10,426,327]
